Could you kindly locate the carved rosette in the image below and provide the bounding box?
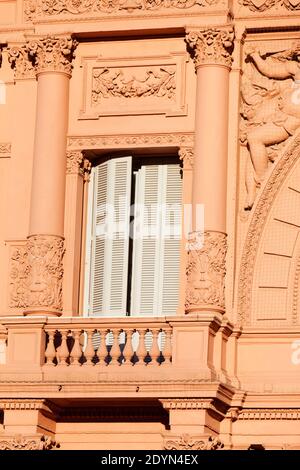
[186,27,234,69]
[185,231,227,312]
[26,36,78,76]
[8,45,35,79]
[25,235,65,314]
[179,147,193,170]
[0,434,58,450]
[164,434,224,450]
[66,151,92,181]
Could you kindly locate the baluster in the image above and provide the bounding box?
[163,329,172,363]
[109,329,120,365]
[150,329,161,365]
[71,330,83,365]
[135,329,147,366]
[57,330,69,366]
[84,330,96,366]
[122,329,133,366]
[44,330,56,366]
[98,330,108,365]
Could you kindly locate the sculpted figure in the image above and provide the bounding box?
[242,43,300,209]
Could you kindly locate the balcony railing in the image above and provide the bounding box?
[44,322,172,367]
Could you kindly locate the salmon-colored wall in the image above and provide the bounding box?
[2,0,300,451]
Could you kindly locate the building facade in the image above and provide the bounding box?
[1,0,300,450]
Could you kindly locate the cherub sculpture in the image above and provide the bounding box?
[241,42,300,209]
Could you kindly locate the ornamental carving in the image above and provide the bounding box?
[8,45,35,79]
[186,231,227,311]
[66,151,92,181]
[0,434,58,450]
[67,132,194,149]
[9,245,29,309]
[26,36,78,76]
[239,0,300,11]
[179,147,193,169]
[26,235,65,312]
[0,143,11,157]
[24,0,223,20]
[186,27,234,69]
[238,134,300,323]
[92,66,176,104]
[241,42,300,209]
[164,434,224,450]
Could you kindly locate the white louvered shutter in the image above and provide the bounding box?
[85,157,132,316]
[130,163,182,316]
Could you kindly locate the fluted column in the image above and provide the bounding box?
[24,35,77,316]
[185,26,234,314]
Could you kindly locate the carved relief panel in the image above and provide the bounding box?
[236,0,300,16]
[240,34,300,211]
[23,0,227,22]
[79,51,188,119]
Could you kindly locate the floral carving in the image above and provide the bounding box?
[8,45,35,79]
[185,231,227,312]
[24,0,222,20]
[239,0,300,11]
[241,42,300,209]
[91,66,176,104]
[10,245,29,309]
[186,27,234,69]
[164,434,224,450]
[0,434,58,450]
[179,147,193,169]
[67,132,194,149]
[66,151,92,181]
[26,235,65,313]
[26,35,78,76]
[0,143,11,156]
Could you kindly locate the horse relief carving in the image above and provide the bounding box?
[241,42,300,210]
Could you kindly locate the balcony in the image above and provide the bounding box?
[0,314,231,387]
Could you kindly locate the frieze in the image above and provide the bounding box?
[239,0,300,12]
[164,434,224,450]
[0,434,58,450]
[24,0,224,21]
[67,132,194,149]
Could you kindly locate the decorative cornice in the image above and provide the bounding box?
[66,151,92,181]
[179,146,193,169]
[24,0,225,21]
[238,409,300,420]
[186,231,227,313]
[26,35,78,76]
[67,132,194,150]
[0,434,58,450]
[8,45,35,80]
[238,133,300,324]
[164,434,224,450]
[160,398,213,410]
[186,26,234,69]
[0,399,50,411]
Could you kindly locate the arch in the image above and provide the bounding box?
[238,132,300,325]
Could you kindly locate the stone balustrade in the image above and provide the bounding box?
[44,322,172,367]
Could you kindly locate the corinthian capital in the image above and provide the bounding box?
[26,35,78,76]
[186,26,234,69]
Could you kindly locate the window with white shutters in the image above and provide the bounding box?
[84,156,182,317]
